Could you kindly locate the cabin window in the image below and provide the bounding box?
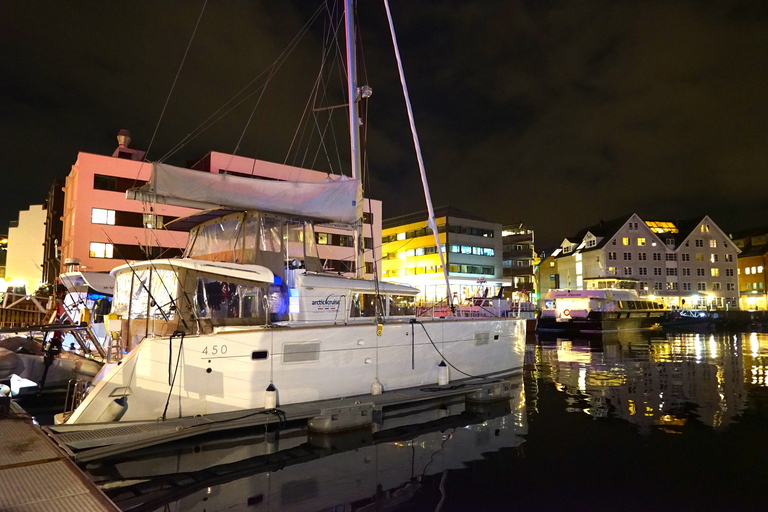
[349,293,381,318]
[195,277,267,324]
[189,218,243,262]
[112,268,179,319]
[389,295,415,316]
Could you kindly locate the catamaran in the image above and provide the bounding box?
[59,0,525,424]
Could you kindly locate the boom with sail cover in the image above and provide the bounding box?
[127,163,363,224]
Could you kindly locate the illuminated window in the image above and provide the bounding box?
[696,254,704,262]
[667,282,678,290]
[91,208,115,225]
[396,232,406,241]
[760,266,764,273]
[622,237,630,246]
[725,254,733,262]
[701,224,710,232]
[709,240,717,248]
[415,247,425,256]
[317,233,328,245]
[461,246,472,255]
[608,266,617,275]
[711,268,719,277]
[89,242,114,258]
[637,238,646,246]
[549,261,555,267]
[745,267,751,275]
[483,248,495,257]
[752,266,757,274]
[405,249,414,257]
[711,254,718,263]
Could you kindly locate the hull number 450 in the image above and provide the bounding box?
[202,345,228,355]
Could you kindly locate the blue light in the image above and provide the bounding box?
[273,276,283,285]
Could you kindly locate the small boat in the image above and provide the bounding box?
[58,0,525,425]
[538,278,668,333]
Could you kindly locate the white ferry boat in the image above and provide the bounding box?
[538,278,668,333]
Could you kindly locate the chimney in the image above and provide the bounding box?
[117,129,132,148]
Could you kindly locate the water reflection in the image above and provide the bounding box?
[527,331,768,432]
[79,331,768,511]
[87,376,527,512]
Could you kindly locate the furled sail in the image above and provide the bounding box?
[127,163,363,224]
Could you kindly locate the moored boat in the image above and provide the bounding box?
[538,278,668,333]
[58,0,525,425]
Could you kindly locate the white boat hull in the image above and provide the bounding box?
[66,317,525,423]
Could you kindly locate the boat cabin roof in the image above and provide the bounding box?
[109,258,275,284]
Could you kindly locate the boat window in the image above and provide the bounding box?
[389,295,415,316]
[195,277,267,324]
[112,268,179,319]
[349,293,380,317]
[188,217,242,262]
[260,217,282,253]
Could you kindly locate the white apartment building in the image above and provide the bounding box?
[553,214,740,310]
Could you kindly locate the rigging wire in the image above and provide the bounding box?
[139,0,208,176]
[158,3,325,165]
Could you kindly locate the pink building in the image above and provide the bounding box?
[60,131,194,273]
[61,137,381,279]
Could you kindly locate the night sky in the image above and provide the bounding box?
[2,1,767,248]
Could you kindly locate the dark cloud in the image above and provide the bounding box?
[1,1,767,248]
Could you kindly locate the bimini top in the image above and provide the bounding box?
[127,162,363,224]
[109,259,275,285]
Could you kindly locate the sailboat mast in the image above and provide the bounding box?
[345,0,365,279]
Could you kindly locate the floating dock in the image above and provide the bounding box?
[45,374,519,463]
[0,402,120,512]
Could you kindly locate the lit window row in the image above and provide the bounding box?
[89,242,114,258]
[745,266,764,275]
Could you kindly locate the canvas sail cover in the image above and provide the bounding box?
[128,163,363,224]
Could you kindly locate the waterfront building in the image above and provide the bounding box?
[551,214,739,310]
[5,205,47,292]
[534,249,559,308]
[380,206,507,303]
[190,152,380,279]
[60,130,193,274]
[502,224,536,303]
[729,226,768,310]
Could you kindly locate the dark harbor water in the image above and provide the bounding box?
[36,330,768,511]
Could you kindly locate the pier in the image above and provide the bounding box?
[0,402,120,511]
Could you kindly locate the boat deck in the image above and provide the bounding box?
[44,372,521,463]
[0,401,120,512]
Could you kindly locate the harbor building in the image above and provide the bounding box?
[502,224,536,304]
[534,249,560,308]
[551,214,740,310]
[4,205,47,292]
[60,130,193,273]
[729,226,768,310]
[380,206,507,304]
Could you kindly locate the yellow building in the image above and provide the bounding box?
[381,206,507,304]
